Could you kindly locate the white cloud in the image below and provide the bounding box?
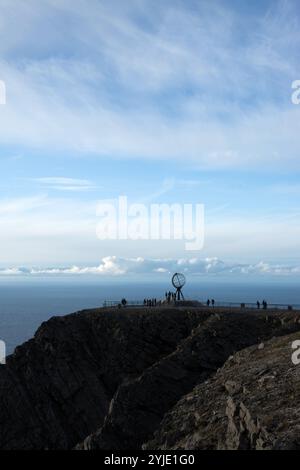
[0,0,299,168]
[1,256,300,277]
[0,195,48,215]
[34,177,96,192]
[1,193,300,265]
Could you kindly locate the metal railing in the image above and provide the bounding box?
[102,299,300,311]
[209,300,300,310]
[103,300,145,308]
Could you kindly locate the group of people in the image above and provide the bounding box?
[165,291,177,304]
[206,299,215,307]
[144,298,160,307]
[257,300,268,309]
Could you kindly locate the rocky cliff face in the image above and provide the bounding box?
[145,331,300,450]
[0,306,300,450]
[0,307,209,449]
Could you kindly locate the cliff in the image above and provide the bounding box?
[0,306,300,450]
[145,331,300,450]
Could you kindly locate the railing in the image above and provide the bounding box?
[103,300,145,308]
[210,301,300,310]
[103,299,300,311]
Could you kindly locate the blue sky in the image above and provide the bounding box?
[0,0,300,277]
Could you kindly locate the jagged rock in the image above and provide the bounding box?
[145,331,300,450]
[224,380,241,395]
[79,311,300,450]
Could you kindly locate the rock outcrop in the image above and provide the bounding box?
[0,306,300,450]
[145,331,300,450]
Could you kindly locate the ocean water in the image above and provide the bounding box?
[0,277,300,354]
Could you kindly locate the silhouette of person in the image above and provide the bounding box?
[211,299,215,307]
[257,301,260,309]
[207,299,210,307]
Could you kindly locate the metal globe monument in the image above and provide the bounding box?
[172,273,186,301]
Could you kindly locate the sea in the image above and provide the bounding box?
[0,276,300,354]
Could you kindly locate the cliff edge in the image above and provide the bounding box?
[0,306,299,450]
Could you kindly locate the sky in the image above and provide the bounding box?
[0,0,300,278]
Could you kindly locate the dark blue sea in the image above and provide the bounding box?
[1,277,300,354]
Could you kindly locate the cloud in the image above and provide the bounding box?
[0,195,48,215]
[1,256,300,277]
[34,177,96,192]
[1,192,300,265]
[0,0,299,168]
[0,267,30,276]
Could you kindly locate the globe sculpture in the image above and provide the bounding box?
[171,272,186,301]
